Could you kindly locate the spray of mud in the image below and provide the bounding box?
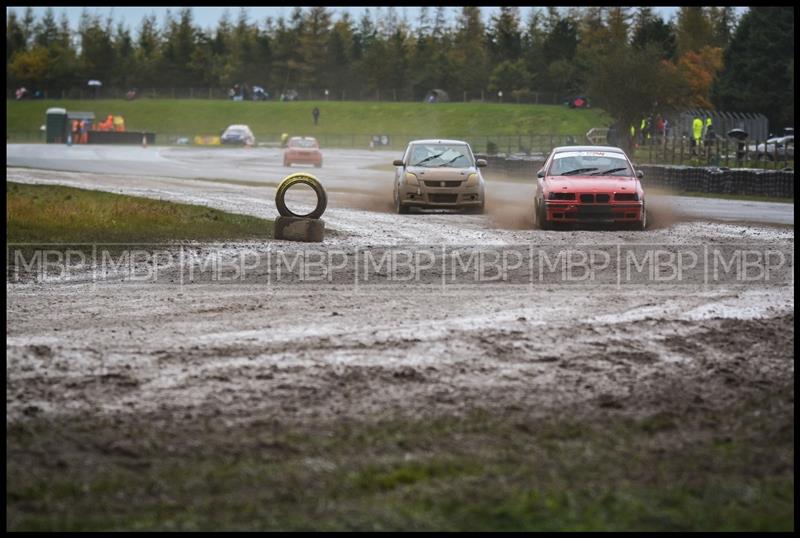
[485,189,535,229]
[646,191,689,229]
[331,180,396,213]
[479,171,537,229]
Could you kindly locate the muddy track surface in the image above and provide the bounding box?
[6,161,795,430]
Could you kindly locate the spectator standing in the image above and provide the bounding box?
[312,107,320,126]
[692,116,704,155]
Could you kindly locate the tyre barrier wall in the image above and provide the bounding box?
[485,154,794,199]
[636,165,794,199]
[485,153,546,176]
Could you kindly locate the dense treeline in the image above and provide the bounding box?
[6,6,794,128]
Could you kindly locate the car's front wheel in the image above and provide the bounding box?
[534,197,549,230]
[395,188,410,214]
[639,203,647,230]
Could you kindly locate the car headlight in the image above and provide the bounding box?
[405,172,419,185]
[465,173,479,187]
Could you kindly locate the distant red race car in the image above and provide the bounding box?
[533,145,646,230]
[284,136,322,168]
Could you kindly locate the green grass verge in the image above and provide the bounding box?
[6,391,794,531]
[6,181,273,244]
[7,99,611,140]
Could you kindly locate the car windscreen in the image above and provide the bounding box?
[409,144,473,168]
[548,151,633,176]
[225,129,245,136]
[290,139,317,148]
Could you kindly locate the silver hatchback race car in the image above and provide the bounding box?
[393,139,486,214]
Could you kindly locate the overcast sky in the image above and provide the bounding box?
[7,6,749,33]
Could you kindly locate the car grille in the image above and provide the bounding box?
[578,193,611,203]
[424,180,462,188]
[576,205,614,219]
[429,194,459,203]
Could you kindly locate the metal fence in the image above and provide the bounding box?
[8,87,564,104]
[8,128,793,171]
[149,132,585,153]
[633,135,794,170]
[672,109,770,142]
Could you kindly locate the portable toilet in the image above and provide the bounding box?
[46,107,67,143]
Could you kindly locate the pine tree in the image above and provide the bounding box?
[712,7,794,129]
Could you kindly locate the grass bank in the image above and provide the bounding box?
[7,388,794,531]
[6,181,273,244]
[7,99,611,140]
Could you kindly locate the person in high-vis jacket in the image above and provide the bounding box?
[692,116,704,154]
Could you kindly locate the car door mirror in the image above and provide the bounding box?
[393,159,404,167]
[536,169,545,178]
[476,158,487,168]
[636,170,645,179]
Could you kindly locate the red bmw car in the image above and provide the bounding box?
[533,146,646,230]
[284,136,323,168]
